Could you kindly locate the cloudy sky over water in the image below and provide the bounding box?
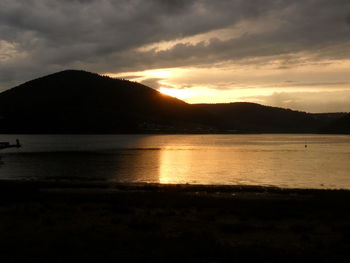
[1,0,350,112]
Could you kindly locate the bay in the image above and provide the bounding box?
[0,134,349,189]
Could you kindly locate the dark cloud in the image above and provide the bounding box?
[0,0,349,91]
[114,2,350,70]
[140,78,163,90]
[140,78,180,90]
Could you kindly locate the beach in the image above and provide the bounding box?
[1,180,350,262]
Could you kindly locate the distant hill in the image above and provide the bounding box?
[320,113,350,134]
[195,103,316,133]
[0,70,348,134]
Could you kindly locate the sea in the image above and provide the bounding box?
[0,134,349,189]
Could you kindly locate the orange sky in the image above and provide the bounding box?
[109,58,350,113]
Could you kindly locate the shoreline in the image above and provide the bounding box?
[1,180,350,261]
[1,132,350,135]
[2,179,350,194]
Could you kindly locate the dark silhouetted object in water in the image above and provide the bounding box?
[0,139,21,150]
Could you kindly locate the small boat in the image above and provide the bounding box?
[0,139,21,150]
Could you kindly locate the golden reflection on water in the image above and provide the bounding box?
[158,145,238,185]
[159,147,193,184]
[144,134,350,188]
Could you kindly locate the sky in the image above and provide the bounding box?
[1,0,350,113]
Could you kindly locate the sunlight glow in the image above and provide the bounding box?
[108,67,188,81]
[105,58,350,112]
[159,87,198,99]
[159,146,193,184]
[144,69,173,78]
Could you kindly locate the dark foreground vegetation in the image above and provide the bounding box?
[0,70,348,134]
[1,181,350,262]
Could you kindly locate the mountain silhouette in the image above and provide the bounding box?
[0,70,209,133]
[321,113,350,134]
[0,70,347,133]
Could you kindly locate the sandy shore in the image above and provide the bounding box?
[1,180,350,262]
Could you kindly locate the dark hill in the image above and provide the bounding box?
[195,103,323,133]
[320,113,350,134]
[0,70,347,133]
[0,70,209,133]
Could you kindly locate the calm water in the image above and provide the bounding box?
[0,134,350,189]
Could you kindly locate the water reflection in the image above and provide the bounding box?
[159,146,192,184]
[0,134,350,189]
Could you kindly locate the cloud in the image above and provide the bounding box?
[0,0,349,93]
[140,78,163,90]
[140,77,182,91]
[240,90,350,113]
[116,75,143,80]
